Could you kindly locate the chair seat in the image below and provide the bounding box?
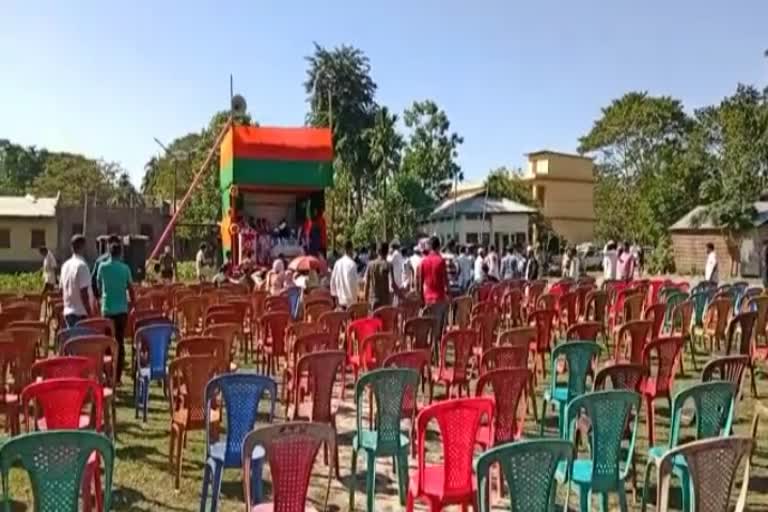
[251,504,318,512]
[431,368,467,384]
[640,377,667,397]
[556,460,628,487]
[353,430,409,452]
[544,385,569,403]
[208,440,265,467]
[37,414,91,430]
[409,464,476,502]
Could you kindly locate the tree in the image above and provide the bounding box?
[109,172,143,207]
[484,167,533,205]
[0,140,48,194]
[364,106,403,239]
[402,100,463,199]
[30,153,119,205]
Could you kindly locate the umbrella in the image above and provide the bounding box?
[288,255,328,273]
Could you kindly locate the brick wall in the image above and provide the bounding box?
[671,231,733,276]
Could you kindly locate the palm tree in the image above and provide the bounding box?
[365,107,403,240]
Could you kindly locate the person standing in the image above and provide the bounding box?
[404,244,423,291]
[92,234,120,295]
[474,247,486,282]
[485,245,500,280]
[500,246,514,281]
[195,242,209,282]
[38,245,58,293]
[387,241,405,303]
[705,242,719,284]
[567,247,582,279]
[524,246,539,281]
[617,241,635,280]
[331,241,359,308]
[364,242,399,310]
[158,245,176,282]
[441,240,460,295]
[418,236,450,342]
[96,242,135,384]
[61,235,92,327]
[602,241,618,280]
[456,246,473,291]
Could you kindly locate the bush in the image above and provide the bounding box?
[0,272,42,294]
[647,236,676,275]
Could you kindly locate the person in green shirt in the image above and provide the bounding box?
[91,234,120,296]
[96,241,136,384]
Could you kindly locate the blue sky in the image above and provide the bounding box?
[1,1,766,185]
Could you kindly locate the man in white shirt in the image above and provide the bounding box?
[38,245,57,292]
[456,246,473,291]
[485,245,500,280]
[705,242,719,284]
[195,242,209,282]
[474,247,486,282]
[387,241,405,302]
[60,235,92,327]
[405,244,423,291]
[602,241,618,280]
[330,241,359,308]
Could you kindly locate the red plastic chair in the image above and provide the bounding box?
[471,312,499,359]
[574,284,595,319]
[358,332,399,373]
[403,317,434,352]
[524,280,546,316]
[556,291,578,333]
[76,317,115,338]
[565,321,602,342]
[529,309,557,379]
[431,330,476,401]
[613,320,652,364]
[318,310,349,349]
[471,301,500,318]
[643,303,667,339]
[31,356,96,381]
[384,350,432,420]
[473,282,494,303]
[407,397,495,512]
[343,317,383,399]
[479,346,529,374]
[498,327,536,348]
[641,336,684,445]
[0,341,26,435]
[535,293,557,312]
[282,333,335,416]
[475,368,529,446]
[373,306,400,333]
[258,311,290,375]
[501,289,524,327]
[264,295,290,313]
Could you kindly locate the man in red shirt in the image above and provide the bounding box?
[417,236,449,346]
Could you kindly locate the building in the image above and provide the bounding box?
[420,189,535,249]
[522,150,596,244]
[0,194,59,272]
[669,202,768,278]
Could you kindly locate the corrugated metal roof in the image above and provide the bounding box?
[669,202,768,231]
[0,194,59,218]
[430,192,536,219]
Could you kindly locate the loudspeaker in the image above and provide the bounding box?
[122,235,148,282]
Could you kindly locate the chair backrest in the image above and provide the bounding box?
[76,317,115,337]
[471,301,501,318]
[564,390,641,492]
[725,311,757,357]
[0,341,25,394]
[205,309,239,327]
[706,298,732,338]
[643,303,667,339]
[304,301,332,323]
[290,333,335,368]
[690,290,712,327]
[62,335,118,387]
[168,355,220,427]
[476,368,530,444]
[398,295,422,322]
[584,290,609,323]
[135,323,177,379]
[667,381,736,449]
[535,293,557,312]
[203,322,242,365]
[31,356,95,381]
[651,436,752,512]
[702,355,750,394]
[133,313,169,334]
[403,316,434,351]
[593,363,646,392]
[642,336,684,396]
[9,321,48,357]
[21,377,103,431]
[565,321,602,342]
[530,309,556,352]
[292,350,345,422]
[176,336,227,370]
[318,310,349,347]
[670,299,692,338]
[614,320,652,363]
[55,326,97,353]
[287,321,323,343]
[498,327,536,348]
[205,373,277,466]
[438,330,476,379]
[474,439,573,512]
[347,302,369,320]
[354,368,419,450]
[415,397,495,497]
[264,295,290,313]
[242,422,335,511]
[480,346,529,374]
[359,332,399,371]
[260,311,290,356]
[373,306,400,333]
[471,311,499,353]
[0,430,114,512]
[550,341,601,399]
[346,317,383,356]
[622,293,645,323]
[558,291,578,327]
[451,296,473,329]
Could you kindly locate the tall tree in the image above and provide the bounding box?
[0,140,49,194]
[484,167,533,204]
[364,106,403,239]
[109,172,143,207]
[30,153,120,205]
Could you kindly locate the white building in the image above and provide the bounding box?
[420,186,536,249]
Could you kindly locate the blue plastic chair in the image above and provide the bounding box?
[540,341,601,436]
[556,389,641,512]
[641,381,736,512]
[283,286,302,320]
[55,326,97,353]
[134,323,176,421]
[200,372,277,512]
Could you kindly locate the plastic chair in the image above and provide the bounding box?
[501,288,524,328]
[403,316,434,352]
[0,430,115,512]
[168,355,221,490]
[21,377,103,433]
[242,422,336,512]
[471,312,500,358]
[31,356,96,381]
[475,439,574,512]
[702,355,750,398]
[373,305,400,333]
[304,301,332,323]
[529,309,557,378]
[204,322,243,372]
[383,350,432,422]
[176,336,228,372]
[55,326,97,353]
[642,380,737,512]
[479,346,528,374]
[557,291,579,333]
[594,363,646,392]
[176,296,205,335]
[451,296,472,329]
[642,303,666,340]
[566,322,602,342]
[406,397,495,512]
[670,299,695,374]
[704,297,731,351]
[258,311,290,376]
[498,326,536,348]
[347,302,369,320]
[200,373,277,512]
[540,341,601,436]
[475,368,530,447]
[556,390,641,512]
[583,290,609,326]
[431,329,476,400]
[642,436,752,512]
[76,317,115,337]
[350,368,419,511]
[471,300,501,317]
[134,323,177,422]
[343,317,383,399]
[318,310,349,348]
[640,336,684,446]
[8,320,49,358]
[725,311,759,397]
[282,333,335,416]
[613,320,651,364]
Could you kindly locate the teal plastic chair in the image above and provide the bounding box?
[540,341,601,436]
[474,439,574,512]
[0,430,115,512]
[663,291,689,330]
[350,367,420,512]
[690,290,711,329]
[641,380,737,512]
[556,389,641,512]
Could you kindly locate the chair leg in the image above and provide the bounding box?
[645,396,656,446]
[687,335,698,371]
[174,430,185,490]
[365,453,376,512]
[210,459,224,512]
[406,489,415,512]
[349,448,358,511]
[200,458,212,512]
[396,451,409,506]
[250,457,264,505]
[539,399,548,435]
[640,461,654,511]
[142,377,150,422]
[750,363,759,398]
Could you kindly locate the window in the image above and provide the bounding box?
[0,229,9,249]
[71,223,83,237]
[106,224,121,236]
[140,223,154,240]
[535,185,546,207]
[465,232,479,245]
[30,229,46,249]
[481,233,491,247]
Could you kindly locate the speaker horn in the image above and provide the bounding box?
[231,94,247,115]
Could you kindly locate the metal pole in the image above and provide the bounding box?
[172,158,178,260]
[149,117,233,260]
[451,170,458,241]
[480,185,490,246]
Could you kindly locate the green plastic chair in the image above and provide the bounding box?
[349,367,420,512]
[663,291,689,330]
[0,430,115,512]
[474,439,574,512]
[540,341,601,436]
[641,380,737,512]
[556,389,641,512]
